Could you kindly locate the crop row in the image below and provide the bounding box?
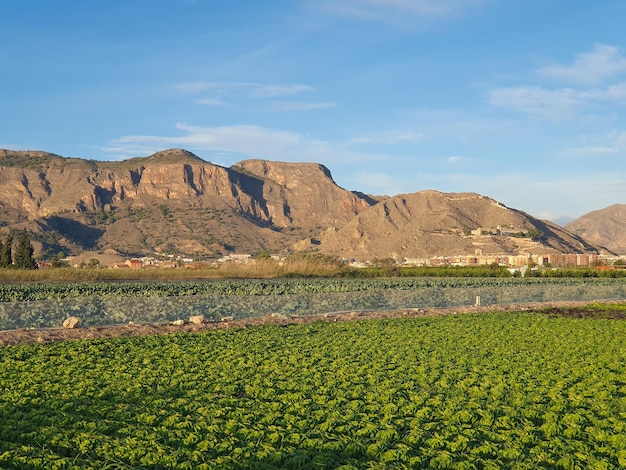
[1,311,626,468]
[0,276,625,302]
[0,280,625,330]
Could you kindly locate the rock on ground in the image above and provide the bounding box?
[62,316,80,329]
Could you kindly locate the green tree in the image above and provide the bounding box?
[50,252,70,268]
[14,231,37,269]
[527,228,544,243]
[372,257,400,276]
[0,230,13,268]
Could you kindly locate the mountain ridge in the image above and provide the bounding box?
[312,190,601,260]
[0,148,614,260]
[566,204,626,256]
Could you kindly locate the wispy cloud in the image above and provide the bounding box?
[105,123,378,167]
[174,81,313,98]
[173,81,324,111]
[195,98,228,106]
[251,84,313,98]
[319,0,490,25]
[565,130,626,156]
[271,101,336,111]
[538,44,626,85]
[488,86,582,120]
[488,44,626,121]
[173,81,219,94]
[108,124,300,159]
[349,130,428,145]
[488,83,626,120]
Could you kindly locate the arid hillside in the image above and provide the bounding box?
[0,149,374,257]
[312,191,602,260]
[566,204,626,255]
[0,148,607,260]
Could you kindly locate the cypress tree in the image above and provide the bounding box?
[14,231,36,269]
[0,230,13,268]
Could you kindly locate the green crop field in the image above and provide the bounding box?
[2,309,626,468]
[1,277,625,330]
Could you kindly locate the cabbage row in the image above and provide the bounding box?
[1,312,626,468]
[0,278,625,330]
[0,277,624,302]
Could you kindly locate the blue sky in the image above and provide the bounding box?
[2,0,625,223]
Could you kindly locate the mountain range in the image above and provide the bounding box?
[565,205,626,256]
[0,148,621,261]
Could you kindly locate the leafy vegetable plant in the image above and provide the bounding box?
[1,310,626,468]
[0,277,624,330]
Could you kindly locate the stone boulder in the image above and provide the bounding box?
[189,315,206,324]
[63,316,80,329]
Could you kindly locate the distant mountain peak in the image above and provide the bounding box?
[146,148,206,163]
[566,204,626,255]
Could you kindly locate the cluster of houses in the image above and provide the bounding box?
[111,253,254,269]
[106,251,625,271]
[400,253,603,268]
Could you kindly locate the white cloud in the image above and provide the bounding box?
[106,123,378,166]
[565,130,626,156]
[349,130,429,145]
[111,124,301,158]
[488,82,626,120]
[488,86,581,120]
[174,81,316,107]
[583,83,626,102]
[538,44,626,85]
[251,84,313,98]
[568,146,620,156]
[488,44,626,120]
[320,0,490,24]
[446,156,463,163]
[271,101,336,111]
[195,98,228,106]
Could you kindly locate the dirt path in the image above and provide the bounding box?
[1,299,624,347]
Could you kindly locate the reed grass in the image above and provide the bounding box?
[0,256,345,283]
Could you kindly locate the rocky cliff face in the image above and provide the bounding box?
[0,149,374,256]
[0,149,254,216]
[566,204,626,255]
[0,148,608,260]
[232,159,372,229]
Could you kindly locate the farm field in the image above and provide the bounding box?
[0,277,625,330]
[1,307,626,468]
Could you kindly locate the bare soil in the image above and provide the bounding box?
[1,300,624,348]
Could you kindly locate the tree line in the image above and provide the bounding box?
[0,230,37,269]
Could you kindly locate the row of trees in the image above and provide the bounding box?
[0,230,37,269]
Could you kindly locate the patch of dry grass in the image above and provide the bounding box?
[0,255,344,283]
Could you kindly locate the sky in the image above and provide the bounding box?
[1,1,625,224]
